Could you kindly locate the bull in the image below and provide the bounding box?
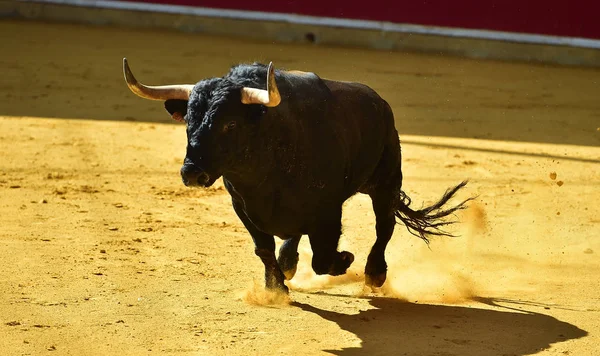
[122,58,471,293]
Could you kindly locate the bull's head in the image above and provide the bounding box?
[123,58,281,187]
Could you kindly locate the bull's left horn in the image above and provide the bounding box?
[240,62,281,107]
[123,58,195,101]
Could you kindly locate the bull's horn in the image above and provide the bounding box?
[240,62,281,107]
[123,58,194,101]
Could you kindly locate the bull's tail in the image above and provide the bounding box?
[394,180,473,244]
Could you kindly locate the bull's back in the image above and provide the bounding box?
[277,75,397,197]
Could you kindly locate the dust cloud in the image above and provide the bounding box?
[241,281,291,307]
[285,202,491,304]
[462,201,489,236]
[379,260,479,304]
[379,202,488,304]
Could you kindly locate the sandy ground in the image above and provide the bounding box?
[1,20,599,355]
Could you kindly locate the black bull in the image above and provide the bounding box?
[122,59,472,293]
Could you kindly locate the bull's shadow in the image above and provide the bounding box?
[294,296,587,356]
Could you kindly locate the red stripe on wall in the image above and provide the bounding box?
[127,0,600,40]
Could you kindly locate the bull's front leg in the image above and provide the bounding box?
[308,205,354,276]
[232,200,288,293]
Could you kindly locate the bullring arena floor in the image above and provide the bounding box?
[1,20,599,355]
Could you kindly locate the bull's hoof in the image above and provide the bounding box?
[328,251,355,276]
[266,280,289,294]
[282,266,297,281]
[277,252,299,280]
[365,271,387,288]
[265,269,289,294]
[274,284,290,294]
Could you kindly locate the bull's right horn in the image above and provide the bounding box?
[240,62,281,107]
[123,58,195,101]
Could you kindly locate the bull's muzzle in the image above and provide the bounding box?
[180,166,211,187]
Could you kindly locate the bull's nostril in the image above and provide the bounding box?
[197,172,210,185]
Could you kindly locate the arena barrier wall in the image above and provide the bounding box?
[3,0,600,67]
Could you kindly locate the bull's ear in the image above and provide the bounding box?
[164,99,188,123]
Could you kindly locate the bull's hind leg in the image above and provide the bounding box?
[277,235,301,280]
[365,190,396,288]
[308,206,354,276]
[232,200,287,292]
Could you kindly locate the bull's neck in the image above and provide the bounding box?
[223,116,289,190]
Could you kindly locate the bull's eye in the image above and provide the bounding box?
[224,121,236,132]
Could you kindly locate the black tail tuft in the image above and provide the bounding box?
[394,180,474,244]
